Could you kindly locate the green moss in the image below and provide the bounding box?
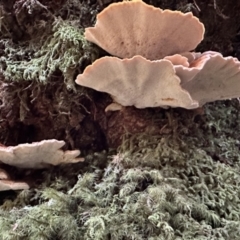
[1,104,240,239]
[0,101,240,239]
[0,130,240,240]
[0,19,98,89]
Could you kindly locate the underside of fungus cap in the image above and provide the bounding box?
[76,55,199,109]
[0,168,29,191]
[85,0,204,60]
[181,52,240,106]
[0,139,84,169]
[0,168,9,179]
[0,179,29,191]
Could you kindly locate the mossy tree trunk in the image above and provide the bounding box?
[0,0,239,150]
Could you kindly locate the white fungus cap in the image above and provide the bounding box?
[85,0,205,60]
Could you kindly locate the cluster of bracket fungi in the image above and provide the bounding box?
[76,0,240,110]
[1,0,240,191]
[0,140,84,191]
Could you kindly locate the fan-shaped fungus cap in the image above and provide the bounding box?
[181,52,240,106]
[164,53,202,84]
[85,0,204,60]
[0,139,84,169]
[164,51,227,86]
[76,55,198,109]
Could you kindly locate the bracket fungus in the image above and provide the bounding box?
[76,55,198,109]
[0,168,29,191]
[181,52,240,106]
[0,171,29,191]
[76,1,240,109]
[85,0,204,60]
[0,139,84,169]
[0,180,29,191]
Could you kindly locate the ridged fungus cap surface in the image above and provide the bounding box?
[85,1,205,60]
[76,55,199,109]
